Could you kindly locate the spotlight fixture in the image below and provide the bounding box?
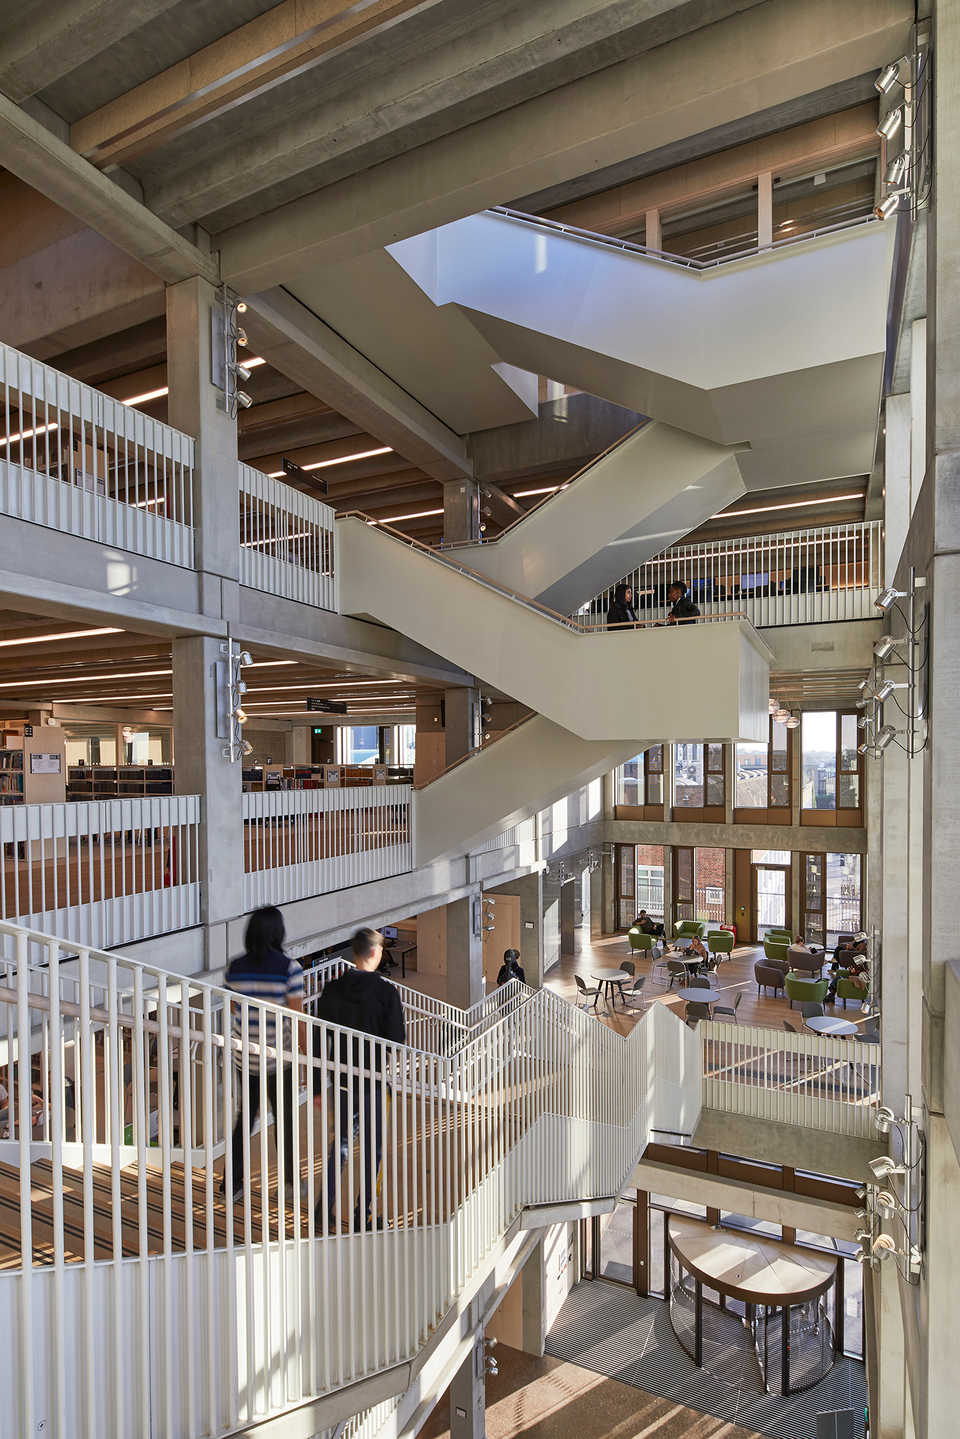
[875,57,908,94]
[884,153,908,185]
[873,634,904,660]
[876,1190,898,1218]
[877,108,903,141]
[240,739,253,756]
[235,363,251,383]
[855,696,877,710]
[236,301,248,314]
[875,586,907,612]
[876,1106,897,1135]
[875,190,909,220]
[869,1155,906,1181]
[236,391,253,409]
[233,707,248,724]
[876,724,897,752]
[236,328,248,346]
[875,680,896,703]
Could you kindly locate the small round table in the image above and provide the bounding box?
[804,1015,859,1036]
[674,986,719,1004]
[592,969,630,1009]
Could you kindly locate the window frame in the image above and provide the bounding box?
[734,717,792,823]
[800,710,863,827]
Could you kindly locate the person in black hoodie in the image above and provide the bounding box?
[314,927,405,1231]
[496,949,526,986]
[606,582,638,627]
[665,580,701,625]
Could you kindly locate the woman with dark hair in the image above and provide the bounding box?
[606,583,638,627]
[497,949,526,987]
[222,905,304,1206]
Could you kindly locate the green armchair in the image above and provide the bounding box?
[835,971,867,1008]
[765,928,792,947]
[673,920,707,939]
[785,973,830,1009]
[763,938,790,968]
[627,929,656,958]
[707,930,735,962]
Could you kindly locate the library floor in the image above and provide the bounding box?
[420,1342,774,1439]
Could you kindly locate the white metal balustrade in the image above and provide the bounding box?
[471,815,538,855]
[243,786,412,908]
[0,796,201,948]
[0,917,699,1439]
[583,521,882,629]
[0,340,195,567]
[239,462,337,610]
[700,1020,880,1138]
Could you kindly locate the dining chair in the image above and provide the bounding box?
[623,975,647,1011]
[713,991,742,1023]
[575,974,603,1012]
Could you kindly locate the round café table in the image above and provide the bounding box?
[804,1014,859,1036]
[674,986,719,1004]
[591,968,631,1010]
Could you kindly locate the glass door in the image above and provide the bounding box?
[754,865,789,940]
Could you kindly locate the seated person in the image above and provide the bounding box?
[606,583,638,627]
[633,910,665,941]
[497,949,526,987]
[687,935,710,972]
[827,953,869,1002]
[833,932,868,965]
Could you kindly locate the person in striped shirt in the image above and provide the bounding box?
[222,906,304,1205]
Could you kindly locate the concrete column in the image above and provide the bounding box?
[443,478,479,543]
[910,318,926,517]
[444,686,478,768]
[290,726,311,764]
[449,1337,485,1439]
[520,1236,546,1358]
[559,881,576,954]
[885,392,912,586]
[172,635,244,969]
[645,208,661,251]
[166,277,240,615]
[490,871,543,986]
[590,862,603,940]
[446,893,483,1008]
[757,170,773,248]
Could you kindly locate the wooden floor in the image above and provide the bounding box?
[542,930,869,1038]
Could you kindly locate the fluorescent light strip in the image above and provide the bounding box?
[245,356,266,367]
[375,508,443,523]
[45,693,172,704]
[722,492,864,520]
[512,485,560,498]
[0,627,122,648]
[245,660,297,668]
[122,386,169,406]
[267,446,393,479]
[0,667,171,690]
[0,421,59,447]
[245,680,403,693]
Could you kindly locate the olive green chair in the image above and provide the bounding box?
[706,930,735,963]
[627,929,656,959]
[835,971,867,1008]
[785,973,830,1009]
[763,938,790,968]
[765,928,793,947]
[673,920,708,940]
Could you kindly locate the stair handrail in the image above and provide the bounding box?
[488,204,881,272]
[437,417,650,551]
[410,711,539,790]
[339,511,758,638]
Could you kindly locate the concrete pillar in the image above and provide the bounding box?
[290,726,311,764]
[590,862,603,940]
[885,392,912,586]
[520,1236,546,1358]
[449,1337,485,1439]
[165,277,240,615]
[446,893,483,1008]
[490,871,543,987]
[909,318,926,517]
[645,207,661,251]
[443,478,479,543]
[172,635,244,970]
[559,881,576,954]
[757,170,773,248]
[444,686,478,768]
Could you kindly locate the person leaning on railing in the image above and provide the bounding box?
[606,582,638,627]
[662,579,701,626]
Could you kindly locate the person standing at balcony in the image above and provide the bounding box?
[314,928,405,1232]
[223,906,304,1206]
[497,949,526,986]
[665,579,701,625]
[606,583,637,627]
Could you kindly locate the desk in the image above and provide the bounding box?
[592,969,630,1009]
[804,1015,859,1036]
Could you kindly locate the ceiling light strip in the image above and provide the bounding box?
[0,627,122,648]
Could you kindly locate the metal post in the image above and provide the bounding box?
[781,1304,791,1395]
[695,1279,703,1367]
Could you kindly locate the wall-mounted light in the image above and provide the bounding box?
[875,190,910,220]
[877,108,903,141]
[884,153,908,186]
[874,634,905,661]
[875,57,909,94]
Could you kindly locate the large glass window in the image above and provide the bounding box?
[645,746,663,806]
[736,720,790,810]
[340,725,380,764]
[674,846,725,923]
[615,748,664,808]
[803,852,862,946]
[617,844,665,928]
[674,743,725,810]
[802,712,862,811]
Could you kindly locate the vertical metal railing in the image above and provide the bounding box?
[242,786,412,907]
[239,462,337,610]
[0,918,700,1438]
[582,521,882,627]
[0,340,194,566]
[0,796,201,947]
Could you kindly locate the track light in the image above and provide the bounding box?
[875,586,907,612]
[239,651,253,667]
[234,363,251,383]
[240,739,253,756]
[855,696,877,710]
[876,724,897,752]
[234,707,248,724]
[236,301,248,314]
[884,153,908,185]
[873,634,904,661]
[875,680,896,703]
[875,190,909,220]
[877,108,903,140]
[236,328,248,346]
[236,391,253,409]
[870,1155,905,1180]
[875,58,908,94]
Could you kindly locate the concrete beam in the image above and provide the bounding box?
[242,287,471,481]
[691,1108,886,1182]
[605,817,867,853]
[0,1,183,102]
[216,0,913,290]
[0,88,218,285]
[632,1155,860,1240]
[468,394,643,483]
